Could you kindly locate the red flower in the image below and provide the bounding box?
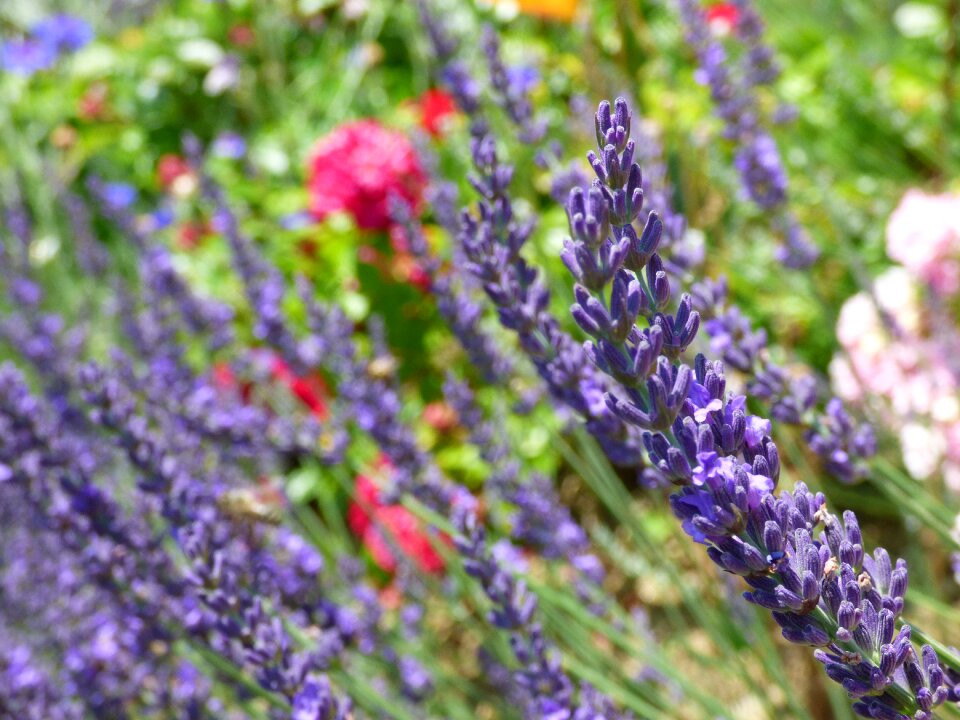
[227,24,256,48]
[406,261,432,292]
[417,89,457,137]
[306,120,426,232]
[365,506,446,574]
[175,221,210,250]
[78,82,109,121]
[210,352,327,420]
[388,252,432,292]
[268,355,328,420]
[157,154,192,189]
[706,3,739,35]
[347,473,382,537]
[422,401,457,432]
[211,362,241,393]
[347,463,446,575]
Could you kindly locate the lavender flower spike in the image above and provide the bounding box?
[675,0,818,268]
[457,129,644,468]
[692,275,876,485]
[562,97,952,718]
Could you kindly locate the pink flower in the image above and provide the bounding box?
[306,120,426,232]
[886,189,960,295]
[832,265,960,486]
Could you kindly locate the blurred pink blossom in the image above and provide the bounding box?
[886,189,960,295]
[831,267,960,490]
[306,120,425,232]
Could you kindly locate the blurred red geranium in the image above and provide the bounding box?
[227,24,256,48]
[416,88,457,137]
[306,119,426,232]
[347,460,446,575]
[211,351,328,420]
[268,354,328,420]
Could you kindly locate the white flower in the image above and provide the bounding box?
[899,422,944,479]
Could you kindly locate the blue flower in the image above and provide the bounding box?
[506,64,539,95]
[279,211,314,230]
[1,16,92,77]
[0,39,56,76]
[211,132,247,159]
[101,182,138,210]
[31,14,93,54]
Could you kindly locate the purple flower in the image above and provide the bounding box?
[280,211,314,230]
[491,538,529,574]
[392,198,515,384]
[0,39,56,76]
[292,674,352,720]
[398,656,433,702]
[506,64,539,94]
[562,97,951,718]
[744,414,771,448]
[150,206,175,230]
[31,14,93,53]
[211,131,247,159]
[676,0,818,267]
[101,182,138,210]
[482,27,545,142]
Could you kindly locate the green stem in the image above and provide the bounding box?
[872,457,957,527]
[532,579,733,718]
[870,460,960,551]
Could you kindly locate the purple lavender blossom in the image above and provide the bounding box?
[185,138,309,371]
[416,3,650,469]
[292,674,352,719]
[397,656,433,702]
[457,131,643,466]
[443,374,605,605]
[561,96,950,719]
[692,275,875,483]
[730,0,779,88]
[550,162,591,205]
[100,181,139,210]
[212,132,248,159]
[61,190,109,275]
[415,0,481,118]
[0,645,84,720]
[280,211,315,230]
[676,0,818,268]
[482,26,546,143]
[456,513,576,717]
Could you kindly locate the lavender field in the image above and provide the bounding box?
[1,1,960,718]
